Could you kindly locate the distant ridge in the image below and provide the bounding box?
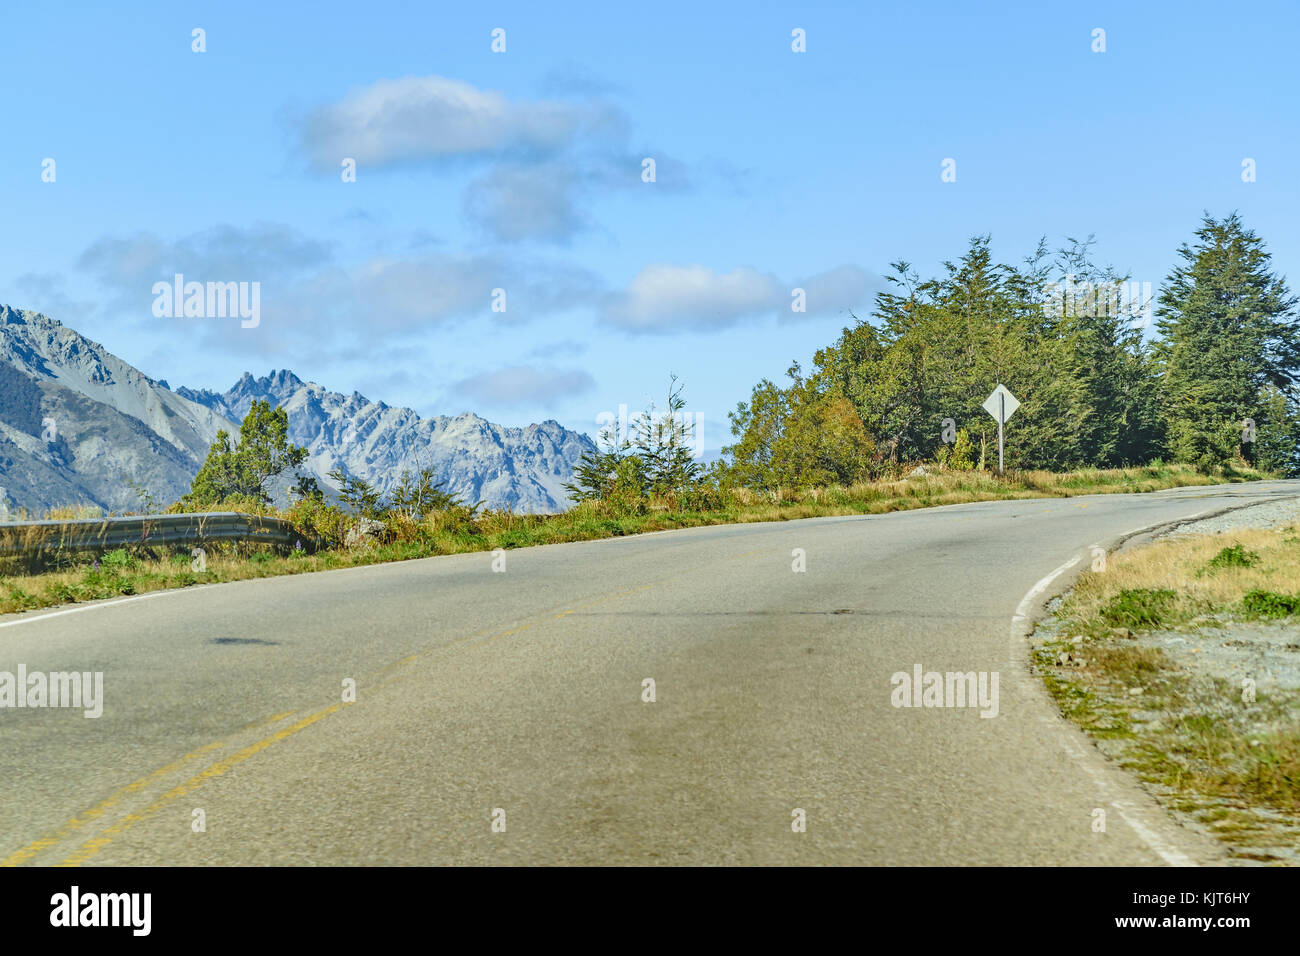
[0,305,593,515]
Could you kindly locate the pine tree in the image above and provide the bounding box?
[1048,236,1162,467]
[327,468,383,517]
[564,415,641,503]
[633,375,703,496]
[1154,213,1300,469]
[1251,384,1300,475]
[185,399,308,507]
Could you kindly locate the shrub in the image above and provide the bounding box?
[285,496,347,548]
[99,548,138,572]
[662,484,735,513]
[424,504,483,538]
[1203,544,1259,572]
[1100,588,1178,629]
[944,429,978,470]
[1241,590,1299,619]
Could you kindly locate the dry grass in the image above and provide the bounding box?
[0,463,1269,618]
[1062,524,1300,635]
[1038,521,1300,860]
[41,504,106,521]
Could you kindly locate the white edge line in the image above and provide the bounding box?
[1010,554,1082,630]
[0,590,171,629]
[1110,802,1196,868]
[1010,550,1197,867]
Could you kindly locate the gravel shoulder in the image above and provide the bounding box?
[1032,495,1300,865]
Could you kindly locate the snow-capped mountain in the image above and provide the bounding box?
[178,370,594,513]
[0,305,593,515]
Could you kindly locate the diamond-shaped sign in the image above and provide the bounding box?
[982,384,1020,424]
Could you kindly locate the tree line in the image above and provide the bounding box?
[182,212,1299,518]
[724,212,1300,486]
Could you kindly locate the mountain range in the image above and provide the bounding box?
[0,305,594,516]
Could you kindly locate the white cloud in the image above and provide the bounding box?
[452,365,595,406]
[292,75,694,244]
[296,76,596,170]
[600,263,881,332]
[463,163,586,243]
[74,225,877,358]
[77,225,332,296]
[73,225,602,360]
[790,265,878,320]
[601,264,783,332]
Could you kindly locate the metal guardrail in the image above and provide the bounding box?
[0,512,309,556]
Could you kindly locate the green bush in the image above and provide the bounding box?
[426,504,485,538]
[1241,590,1299,619]
[1100,588,1178,629]
[99,548,137,572]
[285,496,347,548]
[665,484,735,513]
[1204,544,1260,572]
[945,429,978,470]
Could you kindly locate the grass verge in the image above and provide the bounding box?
[1033,517,1300,863]
[0,462,1271,618]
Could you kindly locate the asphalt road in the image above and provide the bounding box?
[2,480,1297,866]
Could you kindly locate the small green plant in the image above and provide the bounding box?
[99,548,137,572]
[389,466,463,519]
[1100,588,1178,629]
[946,428,978,470]
[1203,544,1260,572]
[120,476,160,514]
[2,582,40,610]
[328,468,384,518]
[1241,590,1300,619]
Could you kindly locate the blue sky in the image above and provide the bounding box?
[2,0,1296,456]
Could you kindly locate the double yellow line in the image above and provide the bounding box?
[4,580,670,866]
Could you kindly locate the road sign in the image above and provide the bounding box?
[981,384,1020,424]
[981,384,1020,474]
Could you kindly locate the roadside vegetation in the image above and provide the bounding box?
[724,215,1300,484]
[0,461,1272,616]
[1035,524,1300,862]
[0,212,1295,615]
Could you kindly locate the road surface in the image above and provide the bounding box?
[2,480,1297,865]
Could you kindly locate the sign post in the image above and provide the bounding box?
[981,384,1020,474]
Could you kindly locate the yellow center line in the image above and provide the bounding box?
[16,579,672,864]
[243,710,297,731]
[1,739,225,867]
[56,703,344,866]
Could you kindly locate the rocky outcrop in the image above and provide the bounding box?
[179,369,592,513]
[0,305,594,515]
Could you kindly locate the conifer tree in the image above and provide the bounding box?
[1154,213,1300,469]
[185,400,308,507]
